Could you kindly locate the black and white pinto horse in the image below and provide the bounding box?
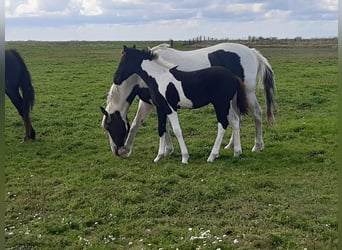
[5,49,36,141]
[102,46,249,163]
[101,43,275,159]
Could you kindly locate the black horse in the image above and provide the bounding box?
[5,49,36,141]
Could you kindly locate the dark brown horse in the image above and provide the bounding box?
[5,49,36,141]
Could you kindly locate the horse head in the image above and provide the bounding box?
[101,106,131,157]
[114,45,154,85]
[100,82,138,157]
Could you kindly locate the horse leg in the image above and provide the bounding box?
[6,88,35,141]
[23,111,35,141]
[207,123,226,162]
[248,93,264,152]
[167,112,189,164]
[154,134,166,163]
[6,89,28,140]
[164,121,174,156]
[154,110,169,162]
[225,133,234,150]
[125,100,154,156]
[228,106,242,157]
[224,99,239,150]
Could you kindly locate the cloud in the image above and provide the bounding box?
[264,9,291,20]
[6,0,70,17]
[76,0,104,16]
[4,0,338,40]
[6,0,338,21]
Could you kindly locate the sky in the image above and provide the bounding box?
[5,0,339,41]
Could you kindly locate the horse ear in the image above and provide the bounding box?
[100,107,108,116]
[133,44,136,49]
[123,45,128,51]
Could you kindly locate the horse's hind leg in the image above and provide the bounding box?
[224,99,240,151]
[23,111,35,141]
[228,107,242,157]
[164,122,174,156]
[248,93,264,152]
[6,89,35,141]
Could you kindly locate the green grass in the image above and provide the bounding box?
[5,41,337,249]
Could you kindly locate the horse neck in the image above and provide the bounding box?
[106,82,136,115]
[136,60,162,84]
[140,57,175,79]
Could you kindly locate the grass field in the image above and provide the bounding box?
[5,41,338,249]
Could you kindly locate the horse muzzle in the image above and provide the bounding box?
[113,146,130,158]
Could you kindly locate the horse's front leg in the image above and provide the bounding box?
[154,110,170,162]
[124,100,154,156]
[207,123,226,162]
[167,112,189,164]
[154,134,166,163]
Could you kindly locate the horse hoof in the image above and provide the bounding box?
[252,144,264,152]
[207,157,214,163]
[233,150,242,157]
[154,155,162,163]
[207,154,218,162]
[31,129,36,140]
[164,147,174,156]
[181,154,189,164]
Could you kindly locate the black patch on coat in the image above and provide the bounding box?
[139,71,173,136]
[137,87,152,104]
[208,50,244,80]
[169,66,241,129]
[166,82,180,111]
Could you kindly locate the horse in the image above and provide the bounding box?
[102,46,249,163]
[5,49,36,141]
[102,43,275,159]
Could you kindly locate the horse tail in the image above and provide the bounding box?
[251,48,276,124]
[236,77,249,116]
[11,50,35,114]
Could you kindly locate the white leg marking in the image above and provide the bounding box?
[124,100,153,156]
[225,133,234,150]
[207,123,226,162]
[247,93,264,152]
[164,121,174,156]
[154,134,166,162]
[167,112,189,164]
[228,103,242,157]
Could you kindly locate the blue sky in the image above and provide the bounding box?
[5,0,338,41]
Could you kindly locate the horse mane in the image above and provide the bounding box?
[150,43,171,52]
[146,48,177,69]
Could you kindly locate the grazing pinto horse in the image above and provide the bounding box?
[103,43,275,159]
[5,50,36,141]
[103,46,248,163]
